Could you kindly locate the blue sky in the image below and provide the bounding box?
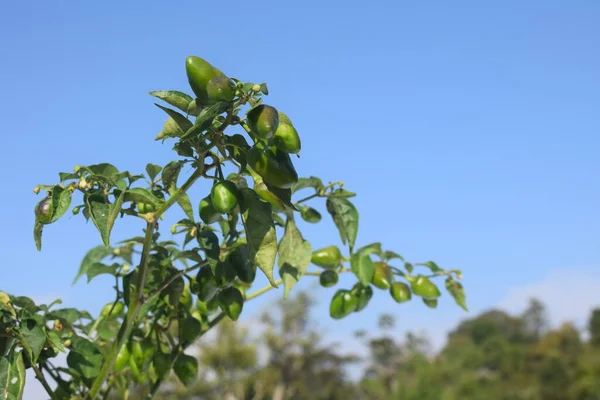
[2,1,600,376]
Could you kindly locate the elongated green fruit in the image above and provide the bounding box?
[246,143,298,189]
[272,123,301,154]
[311,246,342,268]
[210,181,239,213]
[185,56,223,101]
[247,105,279,139]
[409,275,441,300]
[330,289,358,319]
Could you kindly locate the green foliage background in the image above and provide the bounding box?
[123,294,600,400]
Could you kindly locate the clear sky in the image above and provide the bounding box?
[2,0,600,376]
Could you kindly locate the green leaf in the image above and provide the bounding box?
[181,101,230,141]
[145,163,162,181]
[153,351,172,380]
[156,117,186,140]
[350,252,375,286]
[278,218,312,299]
[292,176,324,194]
[124,188,165,208]
[187,99,201,116]
[66,337,104,380]
[48,308,90,326]
[59,172,80,183]
[85,194,118,247]
[86,262,120,283]
[45,330,66,353]
[149,90,193,113]
[162,161,184,192]
[196,228,220,267]
[85,163,119,179]
[329,188,357,198]
[217,287,244,321]
[326,197,359,251]
[173,141,194,157]
[107,188,126,241]
[446,278,468,311]
[419,261,443,273]
[260,82,269,95]
[97,317,121,341]
[9,297,37,312]
[49,186,72,223]
[180,316,202,343]
[239,188,278,287]
[0,351,26,400]
[176,193,195,222]
[384,251,404,262]
[173,354,198,387]
[33,220,43,251]
[154,104,193,133]
[73,245,113,284]
[356,242,382,257]
[20,313,46,363]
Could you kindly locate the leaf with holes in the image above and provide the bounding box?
[19,312,46,363]
[0,351,26,400]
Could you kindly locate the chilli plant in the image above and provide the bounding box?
[0,56,468,399]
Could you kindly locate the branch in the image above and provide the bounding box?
[245,279,283,301]
[33,364,57,400]
[87,222,155,399]
[152,167,204,220]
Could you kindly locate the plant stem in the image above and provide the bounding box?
[294,181,345,205]
[87,222,155,399]
[33,364,57,400]
[294,193,319,205]
[146,313,226,399]
[244,279,283,301]
[152,167,204,220]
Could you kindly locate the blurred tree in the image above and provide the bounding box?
[588,308,600,347]
[256,291,360,400]
[522,298,550,340]
[152,317,258,400]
